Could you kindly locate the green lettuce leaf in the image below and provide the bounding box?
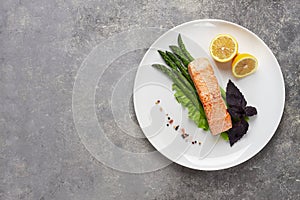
[172,83,209,130]
[221,132,229,141]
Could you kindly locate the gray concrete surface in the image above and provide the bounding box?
[0,0,299,199]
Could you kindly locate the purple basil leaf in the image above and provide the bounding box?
[228,119,249,146]
[226,80,247,108]
[245,106,257,116]
[227,106,245,120]
[226,94,242,108]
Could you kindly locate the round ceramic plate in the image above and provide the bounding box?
[133,19,285,170]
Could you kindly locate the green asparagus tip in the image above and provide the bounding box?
[178,34,182,39]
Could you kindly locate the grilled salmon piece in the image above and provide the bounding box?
[188,58,232,135]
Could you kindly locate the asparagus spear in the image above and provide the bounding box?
[165,51,193,85]
[158,50,195,93]
[178,34,194,62]
[152,64,201,109]
[157,50,177,71]
[169,45,190,67]
[165,51,188,74]
[172,68,196,97]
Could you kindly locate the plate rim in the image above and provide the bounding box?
[133,19,285,171]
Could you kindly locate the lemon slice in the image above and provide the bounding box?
[232,53,258,78]
[209,34,238,63]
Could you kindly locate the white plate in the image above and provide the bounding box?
[133,19,285,170]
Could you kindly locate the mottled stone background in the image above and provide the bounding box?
[0,0,299,199]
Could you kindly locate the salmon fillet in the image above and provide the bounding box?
[188,58,232,135]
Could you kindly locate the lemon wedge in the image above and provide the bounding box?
[232,53,258,78]
[210,34,238,63]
